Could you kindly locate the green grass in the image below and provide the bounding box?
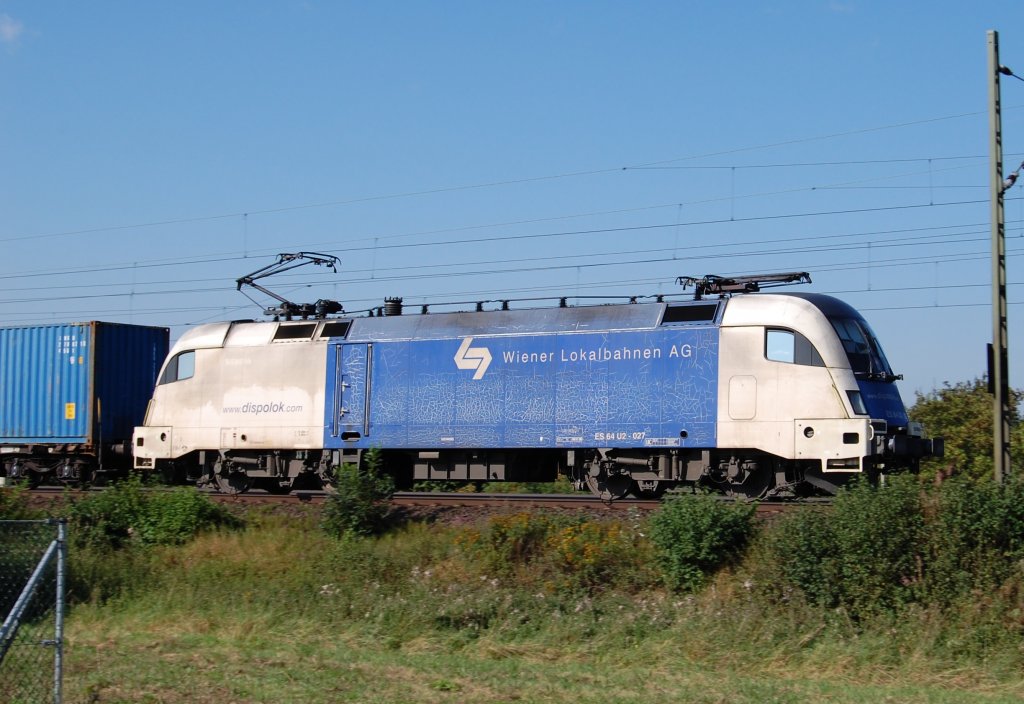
[56,507,1024,703]
[65,602,1024,703]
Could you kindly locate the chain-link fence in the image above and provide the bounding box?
[0,519,66,704]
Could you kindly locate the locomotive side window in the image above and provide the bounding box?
[159,350,196,384]
[274,323,317,341]
[319,320,352,339]
[766,329,824,366]
[662,303,719,324]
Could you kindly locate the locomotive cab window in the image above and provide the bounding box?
[830,317,896,379]
[159,350,195,384]
[766,329,824,366]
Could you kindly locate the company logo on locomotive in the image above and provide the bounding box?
[453,337,493,380]
[454,332,701,382]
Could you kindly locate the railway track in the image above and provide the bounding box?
[21,485,814,517]
[389,492,805,518]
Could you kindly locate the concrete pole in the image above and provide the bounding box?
[988,30,1011,483]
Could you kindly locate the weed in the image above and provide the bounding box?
[545,520,642,594]
[0,486,39,519]
[457,512,568,575]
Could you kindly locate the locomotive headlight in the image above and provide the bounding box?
[847,390,868,416]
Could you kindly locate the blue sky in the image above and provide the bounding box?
[1,2,1022,400]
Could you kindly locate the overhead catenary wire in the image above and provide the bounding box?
[0,106,999,246]
[2,241,1020,310]
[0,227,1013,306]
[1,146,1008,285]
[0,219,1005,295]
[0,196,1009,284]
[6,103,1022,333]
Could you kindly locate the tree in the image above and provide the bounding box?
[909,378,1024,482]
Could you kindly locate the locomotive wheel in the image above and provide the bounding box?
[727,464,773,500]
[257,478,292,494]
[585,473,632,501]
[291,471,325,492]
[215,471,253,495]
[630,479,667,499]
[315,466,338,493]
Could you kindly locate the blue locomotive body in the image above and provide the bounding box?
[324,325,719,452]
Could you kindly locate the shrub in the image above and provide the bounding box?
[828,476,925,615]
[758,505,838,606]
[321,449,395,538]
[66,477,147,549]
[760,476,925,618]
[58,479,239,603]
[66,476,241,549]
[922,476,1024,605]
[760,476,1024,619]
[135,488,241,546]
[648,493,756,592]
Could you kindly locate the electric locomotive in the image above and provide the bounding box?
[132,270,941,498]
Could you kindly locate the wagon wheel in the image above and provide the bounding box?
[3,458,41,489]
[62,459,94,488]
[585,473,632,501]
[214,471,253,495]
[4,471,42,489]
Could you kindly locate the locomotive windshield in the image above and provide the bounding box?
[829,317,899,382]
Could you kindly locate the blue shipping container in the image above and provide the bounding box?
[0,322,169,445]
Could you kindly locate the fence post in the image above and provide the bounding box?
[54,518,67,704]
